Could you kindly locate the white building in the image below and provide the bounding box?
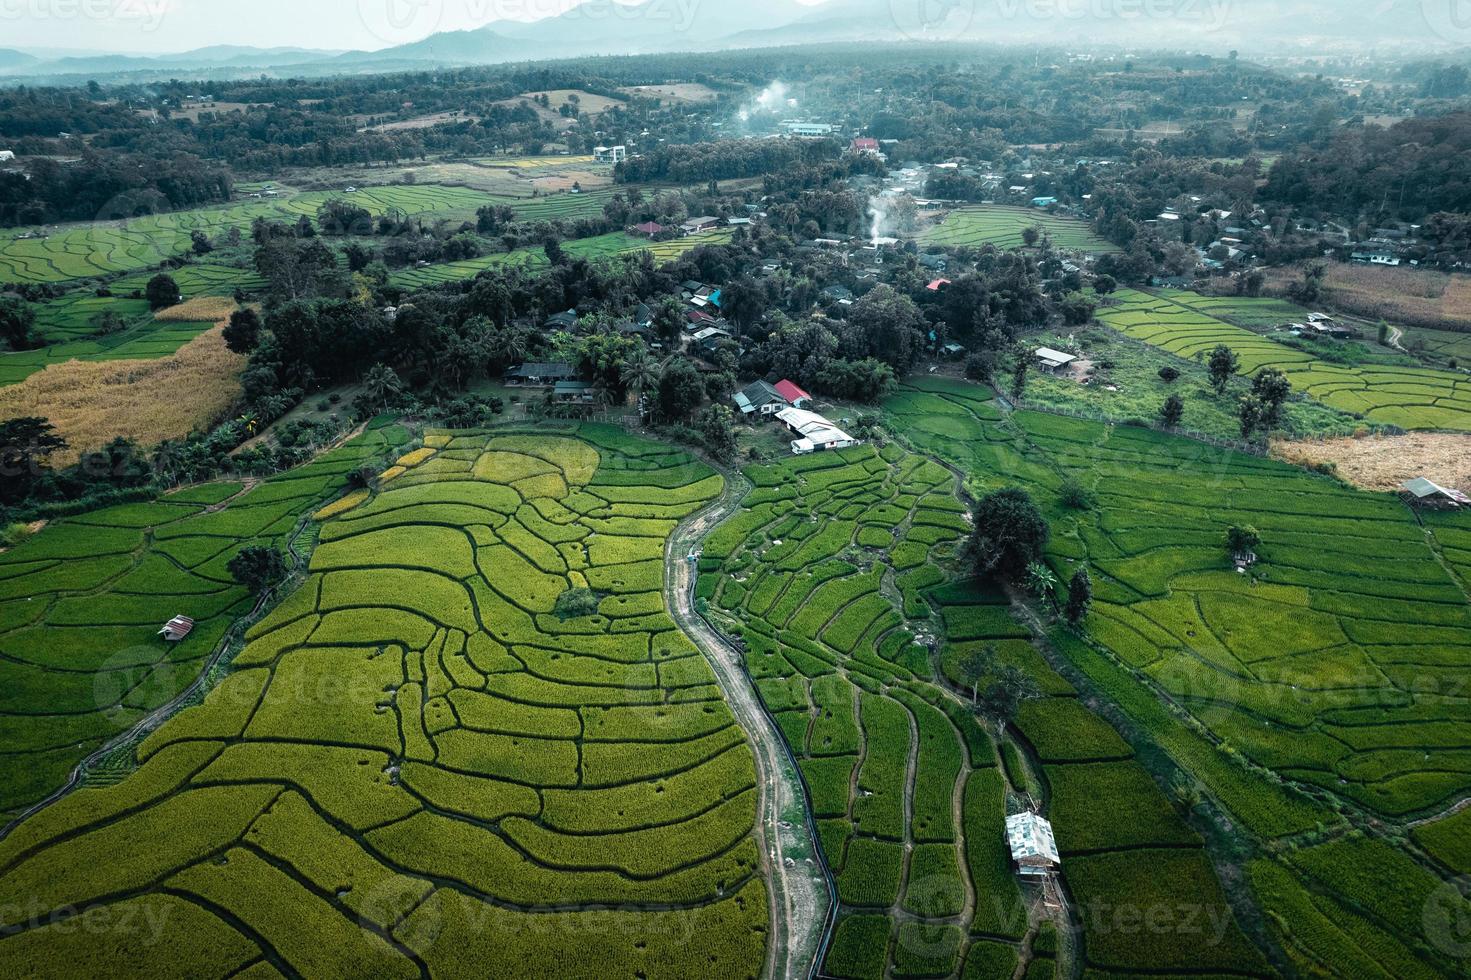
[594,145,627,163]
[782,122,835,137]
[0,150,14,163]
[1005,812,1061,877]
[1035,348,1078,373]
[777,408,857,455]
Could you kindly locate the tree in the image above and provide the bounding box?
[146,273,180,310]
[1157,366,1180,383]
[1022,226,1041,248]
[1250,367,1291,428]
[190,230,213,256]
[1238,393,1266,440]
[0,296,37,350]
[1059,292,1096,326]
[543,236,566,267]
[362,363,404,413]
[1160,393,1185,429]
[968,488,1050,582]
[1093,274,1117,297]
[975,665,1038,732]
[955,644,996,704]
[1377,320,1390,346]
[1059,480,1094,510]
[223,308,262,354]
[0,417,66,505]
[693,404,738,462]
[92,310,126,335]
[622,349,659,417]
[1225,524,1261,557]
[1010,357,1028,401]
[657,358,704,422]
[228,546,288,595]
[1207,345,1238,394]
[1065,567,1093,624]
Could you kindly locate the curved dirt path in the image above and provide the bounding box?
[665,468,834,980]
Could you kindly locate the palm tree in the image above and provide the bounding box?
[362,363,404,414]
[623,348,659,417]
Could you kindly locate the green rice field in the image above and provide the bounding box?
[699,437,1261,977]
[0,421,411,817]
[917,205,1117,253]
[0,422,768,976]
[1099,289,1471,431]
[390,229,735,289]
[884,376,1471,980]
[0,184,609,286]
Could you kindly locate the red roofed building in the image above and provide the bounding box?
[926,278,952,291]
[850,137,880,154]
[775,380,812,408]
[631,221,665,238]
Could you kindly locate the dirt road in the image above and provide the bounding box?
[665,470,834,979]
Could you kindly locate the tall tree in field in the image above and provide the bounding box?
[362,363,405,413]
[1238,393,1266,440]
[228,546,288,595]
[1010,356,1029,401]
[1251,367,1292,428]
[657,358,704,422]
[955,644,997,705]
[223,308,262,354]
[1207,345,1239,393]
[1065,568,1093,625]
[1160,393,1185,429]
[146,273,180,310]
[975,665,1039,733]
[0,296,37,351]
[0,417,66,505]
[968,487,1050,582]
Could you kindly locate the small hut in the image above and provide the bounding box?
[1006,812,1061,877]
[1402,478,1470,510]
[159,616,195,642]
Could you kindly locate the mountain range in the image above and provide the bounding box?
[0,0,1459,83]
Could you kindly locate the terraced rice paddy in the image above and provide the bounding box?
[885,377,1471,980]
[0,422,768,977]
[390,229,735,289]
[1099,289,1471,431]
[917,206,1116,253]
[0,184,606,285]
[699,437,1260,977]
[0,421,411,818]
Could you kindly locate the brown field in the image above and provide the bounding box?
[356,110,478,133]
[1267,262,1471,332]
[155,296,240,322]
[0,326,244,465]
[1273,432,1471,493]
[138,102,259,123]
[499,89,626,131]
[617,83,719,103]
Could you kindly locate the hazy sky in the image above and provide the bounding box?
[2,0,831,54]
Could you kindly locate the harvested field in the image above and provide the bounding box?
[1267,262,1471,333]
[618,83,719,103]
[0,326,244,463]
[153,296,240,323]
[1272,432,1471,493]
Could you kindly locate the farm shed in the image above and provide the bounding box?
[1035,348,1078,373]
[630,221,665,238]
[553,381,595,404]
[1402,477,1470,509]
[680,216,721,234]
[158,616,195,642]
[1005,812,1060,877]
[778,408,856,455]
[733,380,787,417]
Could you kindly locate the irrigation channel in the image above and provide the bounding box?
[665,466,836,979]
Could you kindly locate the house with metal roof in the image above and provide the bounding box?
[159,616,196,643]
[1035,347,1078,373]
[777,408,857,455]
[504,362,577,386]
[774,380,812,408]
[1005,812,1060,877]
[733,380,786,417]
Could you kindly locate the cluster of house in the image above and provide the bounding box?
[730,379,859,454]
[1285,311,1353,339]
[627,212,756,240]
[502,362,596,404]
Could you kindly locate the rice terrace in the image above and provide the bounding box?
[2,5,1471,980]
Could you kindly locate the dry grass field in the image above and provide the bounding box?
[154,296,240,322]
[1273,431,1471,493]
[618,83,719,103]
[0,326,244,464]
[1268,263,1471,332]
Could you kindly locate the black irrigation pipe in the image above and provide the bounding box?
[680,479,840,980]
[0,514,317,845]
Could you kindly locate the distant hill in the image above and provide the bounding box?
[0,0,1461,83]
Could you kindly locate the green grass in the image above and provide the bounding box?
[1098,289,1471,431]
[917,205,1117,253]
[0,422,768,974]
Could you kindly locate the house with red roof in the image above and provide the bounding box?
[631,221,665,238]
[926,278,952,291]
[774,380,812,409]
[850,137,880,154]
